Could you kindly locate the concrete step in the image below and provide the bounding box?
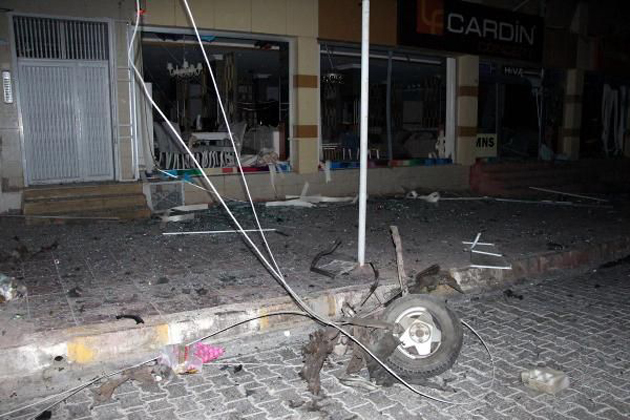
[23,182,143,202]
[23,194,147,215]
[22,182,150,220]
[470,158,630,197]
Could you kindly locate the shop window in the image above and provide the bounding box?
[141,33,290,170]
[320,45,445,163]
[477,63,564,160]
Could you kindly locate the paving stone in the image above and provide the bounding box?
[8,264,630,420]
[91,404,126,420]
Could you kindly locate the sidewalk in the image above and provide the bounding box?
[1,195,629,385]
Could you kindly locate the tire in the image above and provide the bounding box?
[381,294,463,378]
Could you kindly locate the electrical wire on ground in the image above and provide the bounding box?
[3,2,496,417]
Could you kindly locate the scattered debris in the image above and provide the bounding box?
[467,233,512,270]
[599,254,630,269]
[265,199,315,208]
[1,238,60,263]
[34,410,52,420]
[316,259,357,278]
[462,240,495,247]
[406,191,615,209]
[546,242,565,251]
[521,367,569,394]
[390,226,408,295]
[160,213,195,223]
[93,365,161,404]
[300,328,337,395]
[283,195,357,205]
[169,204,209,212]
[471,264,513,270]
[125,365,161,392]
[0,274,27,303]
[503,289,524,300]
[358,263,381,307]
[337,375,378,391]
[310,240,355,279]
[411,264,464,294]
[405,190,440,204]
[116,314,145,324]
[529,187,609,203]
[267,183,356,208]
[37,240,60,253]
[346,326,400,386]
[158,343,224,374]
[471,249,503,257]
[93,376,129,403]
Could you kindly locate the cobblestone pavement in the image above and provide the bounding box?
[1,197,628,344]
[5,261,629,419]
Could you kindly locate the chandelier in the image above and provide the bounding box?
[323,71,344,85]
[166,60,203,78]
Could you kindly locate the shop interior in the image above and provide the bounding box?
[320,45,446,162]
[477,62,565,160]
[141,32,290,169]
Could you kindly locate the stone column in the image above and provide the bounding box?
[292,36,320,174]
[560,69,584,160]
[455,55,479,165]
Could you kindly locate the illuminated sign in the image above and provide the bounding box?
[399,0,544,62]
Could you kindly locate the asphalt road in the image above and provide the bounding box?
[4,262,630,420]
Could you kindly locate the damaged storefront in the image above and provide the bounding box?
[139,30,291,171]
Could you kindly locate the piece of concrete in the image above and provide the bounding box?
[521,367,570,395]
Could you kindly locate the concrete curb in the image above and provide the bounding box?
[1,236,629,381]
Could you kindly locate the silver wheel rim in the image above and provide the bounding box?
[393,307,443,359]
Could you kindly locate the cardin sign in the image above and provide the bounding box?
[398,0,544,62]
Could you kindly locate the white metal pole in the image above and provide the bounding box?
[357,0,370,266]
[386,50,393,161]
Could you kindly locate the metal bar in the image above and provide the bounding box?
[163,229,277,236]
[529,187,609,203]
[97,24,104,60]
[470,233,482,250]
[390,226,408,295]
[15,17,22,57]
[35,18,42,58]
[82,21,87,60]
[470,264,512,270]
[462,241,495,246]
[357,0,370,266]
[66,20,72,60]
[45,19,51,58]
[27,17,34,58]
[471,249,503,257]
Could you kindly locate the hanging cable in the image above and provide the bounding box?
[137,0,495,404]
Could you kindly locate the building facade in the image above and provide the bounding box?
[0,0,627,213]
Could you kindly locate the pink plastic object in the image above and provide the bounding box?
[193,343,224,363]
[159,343,224,374]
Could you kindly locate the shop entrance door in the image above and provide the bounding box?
[14,16,114,185]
